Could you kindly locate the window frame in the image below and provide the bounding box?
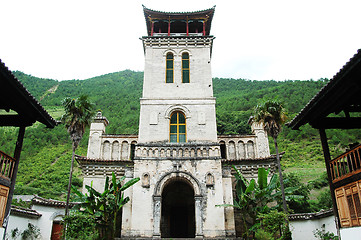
[169,111,187,143]
[182,52,190,83]
[165,52,174,83]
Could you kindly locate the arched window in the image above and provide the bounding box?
[182,52,190,83]
[170,111,186,143]
[166,52,174,83]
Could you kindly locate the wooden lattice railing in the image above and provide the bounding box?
[330,144,361,183]
[0,151,15,181]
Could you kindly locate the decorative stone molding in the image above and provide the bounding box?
[135,143,221,160]
[205,172,215,187]
[154,171,203,197]
[142,36,215,49]
[79,165,127,177]
[142,173,150,188]
[222,166,232,178]
[152,171,205,238]
[164,104,191,119]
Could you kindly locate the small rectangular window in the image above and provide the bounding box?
[182,53,190,83]
[166,53,174,83]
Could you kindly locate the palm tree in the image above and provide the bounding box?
[253,99,288,215]
[61,95,95,216]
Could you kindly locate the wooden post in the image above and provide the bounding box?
[151,21,154,36]
[168,17,170,36]
[186,17,189,36]
[2,126,25,237]
[202,21,206,36]
[319,128,341,239]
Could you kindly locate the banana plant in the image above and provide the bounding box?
[217,166,300,239]
[72,172,139,239]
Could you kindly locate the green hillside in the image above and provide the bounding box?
[2,70,360,211]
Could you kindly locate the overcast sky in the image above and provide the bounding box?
[1,0,360,81]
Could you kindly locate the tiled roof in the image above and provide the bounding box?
[32,195,76,208]
[0,59,58,128]
[142,5,216,15]
[288,49,361,129]
[142,5,215,37]
[11,205,42,218]
[222,152,283,163]
[289,209,334,220]
[75,155,133,165]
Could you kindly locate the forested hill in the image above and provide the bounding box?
[13,70,327,135]
[2,70,360,201]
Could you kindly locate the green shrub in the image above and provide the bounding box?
[313,226,338,240]
[63,211,99,240]
[255,228,274,240]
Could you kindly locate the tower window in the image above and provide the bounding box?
[182,52,190,83]
[166,53,174,83]
[170,111,186,143]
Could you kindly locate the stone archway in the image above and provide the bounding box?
[161,180,195,238]
[153,171,203,238]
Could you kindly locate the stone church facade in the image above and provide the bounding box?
[77,6,276,239]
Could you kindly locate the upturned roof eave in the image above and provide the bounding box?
[0,59,57,128]
[287,49,361,130]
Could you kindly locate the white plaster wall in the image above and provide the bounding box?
[6,205,64,240]
[127,159,226,238]
[142,46,213,99]
[82,176,107,194]
[290,215,337,240]
[222,168,236,237]
[87,122,105,158]
[340,226,361,239]
[31,205,64,240]
[6,215,40,239]
[138,99,217,143]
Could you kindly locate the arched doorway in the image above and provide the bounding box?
[160,180,195,238]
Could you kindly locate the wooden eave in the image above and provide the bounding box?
[0,60,57,128]
[142,5,215,36]
[288,49,361,130]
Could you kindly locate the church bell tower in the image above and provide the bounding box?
[125,5,235,239]
[138,5,217,144]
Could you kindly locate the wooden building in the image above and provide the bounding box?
[288,49,361,238]
[0,60,57,234]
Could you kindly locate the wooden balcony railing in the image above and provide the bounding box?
[0,151,15,181]
[329,144,361,183]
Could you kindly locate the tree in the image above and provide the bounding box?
[70,172,140,239]
[218,167,298,239]
[61,95,95,217]
[253,99,288,215]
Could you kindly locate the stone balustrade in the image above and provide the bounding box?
[134,143,221,160]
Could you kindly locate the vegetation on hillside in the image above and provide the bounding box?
[2,70,360,209]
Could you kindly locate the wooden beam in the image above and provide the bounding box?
[319,128,341,238]
[312,117,361,129]
[0,115,34,127]
[3,126,25,234]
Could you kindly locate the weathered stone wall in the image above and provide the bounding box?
[138,37,218,144]
[124,158,228,238]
